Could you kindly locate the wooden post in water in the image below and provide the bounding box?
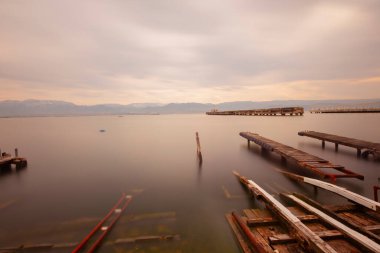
[335,143,339,151]
[196,132,203,165]
[374,186,380,202]
[15,148,18,157]
[322,140,325,149]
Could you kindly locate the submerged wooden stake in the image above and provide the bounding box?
[196,132,203,165]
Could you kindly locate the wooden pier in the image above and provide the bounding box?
[310,108,380,113]
[240,132,364,181]
[206,107,304,116]
[227,172,380,253]
[0,149,27,170]
[298,130,380,159]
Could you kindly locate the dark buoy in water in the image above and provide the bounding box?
[99,129,106,133]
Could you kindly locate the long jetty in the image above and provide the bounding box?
[298,130,380,159]
[206,107,304,116]
[0,149,27,170]
[310,108,380,113]
[240,132,363,181]
[228,172,380,253]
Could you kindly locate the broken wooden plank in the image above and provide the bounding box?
[289,193,380,244]
[279,170,380,212]
[233,171,338,253]
[269,229,342,245]
[231,211,274,253]
[226,214,254,253]
[247,214,319,226]
[283,194,380,253]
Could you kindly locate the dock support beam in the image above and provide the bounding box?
[322,140,325,149]
[335,143,339,151]
[281,156,287,164]
[357,149,362,157]
[374,186,380,202]
[15,148,18,157]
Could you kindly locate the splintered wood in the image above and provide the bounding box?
[227,172,380,253]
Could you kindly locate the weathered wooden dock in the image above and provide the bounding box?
[206,107,304,116]
[227,172,380,253]
[310,108,380,113]
[0,149,27,170]
[240,132,364,181]
[298,130,380,159]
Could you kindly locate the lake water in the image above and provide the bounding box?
[0,113,379,252]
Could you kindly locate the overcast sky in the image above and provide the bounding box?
[1,0,380,104]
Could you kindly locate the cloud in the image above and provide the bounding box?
[0,0,379,103]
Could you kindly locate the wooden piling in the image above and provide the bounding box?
[196,132,203,165]
[374,186,380,202]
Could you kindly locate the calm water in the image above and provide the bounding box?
[0,113,379,252]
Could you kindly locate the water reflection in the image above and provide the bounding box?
[0,114,378,252]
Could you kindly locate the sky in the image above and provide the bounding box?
[1,0,380,105]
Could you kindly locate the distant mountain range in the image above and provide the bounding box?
[0,99,380,117]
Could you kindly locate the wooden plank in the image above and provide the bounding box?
[269,230,342,245]
[233,171,338,253]
[231,212,275,253]
[225,214,253,253]
[284,194,380,253]
[279,170,380,212]
[247,214,319,226]
[290,193,380,243]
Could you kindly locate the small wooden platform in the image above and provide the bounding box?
[240,132,364,181]
[298,130,380,159]
[206,107,304,116]
[310,108,380,113]
[0,154,27,170]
